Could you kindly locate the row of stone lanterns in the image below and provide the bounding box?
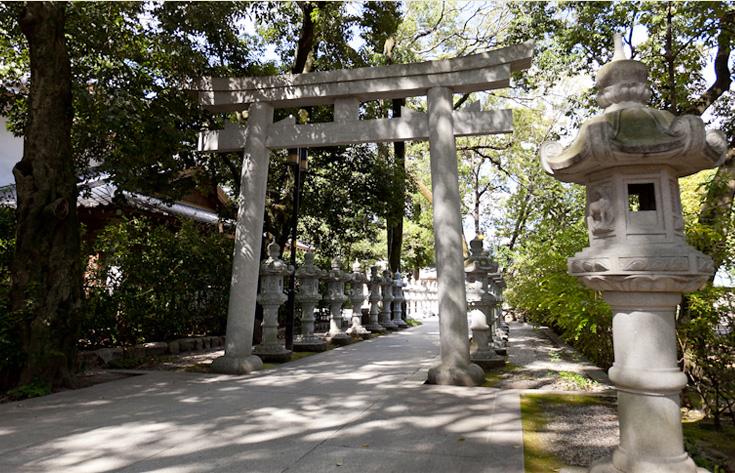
[465,236,508,369]
[253,243,412,362]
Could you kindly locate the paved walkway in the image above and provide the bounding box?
[0,319,524,473]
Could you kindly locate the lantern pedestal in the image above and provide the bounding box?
[561,291,701,473]
[295,252,328,353]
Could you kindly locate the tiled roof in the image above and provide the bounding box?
[0,176,232,227]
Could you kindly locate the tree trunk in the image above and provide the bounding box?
[387,98,406,272]
[11,2,81,388]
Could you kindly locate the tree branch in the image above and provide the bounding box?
[686,11,733,116]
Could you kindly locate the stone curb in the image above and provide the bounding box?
[78,335,227,369]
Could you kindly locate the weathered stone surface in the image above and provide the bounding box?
[294,252,328,352]
[469,310,505,370]
[94,347,124,365]
[322,258,352,346]
[142,342,168,357]
[253,242,293,362]
[346,261,371,338]
[210,354,263,375]
[167,341,180,355]
[542,35,725,473]
[391,271,409,329]
[210,101,272,375]
[178,339,196,352]
[425,86,484,387]
[365,266,387,333]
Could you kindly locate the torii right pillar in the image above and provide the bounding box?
[542,35,727,473]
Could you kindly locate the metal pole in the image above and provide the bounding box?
[285,148,306,350]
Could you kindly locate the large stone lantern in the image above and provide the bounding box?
[465,237,504,369]
[253,242,294,363]
[542,35,727,473]
[324,257,353,346]
[294,252,328,352]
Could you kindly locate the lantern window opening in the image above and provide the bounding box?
[627,183,656,212]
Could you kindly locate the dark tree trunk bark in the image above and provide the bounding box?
[11,2,81,388]
[387,98,405,273]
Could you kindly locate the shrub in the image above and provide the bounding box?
[680,286,735,428]
[82,216,233,347]
[505,219,614,369]
[0,207,23,389]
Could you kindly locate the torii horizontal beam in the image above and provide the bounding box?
[193,42,533,112]
[198,105,512,152]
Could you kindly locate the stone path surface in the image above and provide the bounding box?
[0,318,524,473]
[492,322,612,391]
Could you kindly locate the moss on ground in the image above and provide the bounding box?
[481,362,519,387]
[683,420,735,473]
[520,393,734,473]
[521,394,615,473]
[556,370,600,390]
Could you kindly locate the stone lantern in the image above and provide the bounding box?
[346,260,371,339]
[253,242,294,362]
[541,35,727,473]
[380,269,398,330]
[324,257,353,346]
[294,252,328,352]
[465,237,505,369]
[392,271,409,329]
[365,266,387,333]
[491,273,509,347]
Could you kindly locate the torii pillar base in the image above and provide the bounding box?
[210,354,263,375]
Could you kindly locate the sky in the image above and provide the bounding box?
[0,117,22,187]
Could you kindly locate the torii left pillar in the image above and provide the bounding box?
[211,102,273,374]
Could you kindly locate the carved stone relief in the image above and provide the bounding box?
[587,183,615,236]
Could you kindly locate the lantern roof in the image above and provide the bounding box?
[541,34,727,184]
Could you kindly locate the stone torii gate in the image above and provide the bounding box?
[194,42,533,386]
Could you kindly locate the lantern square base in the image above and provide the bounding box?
[293,340,328,352]
[328,332,353,346]
[253,345,292,363]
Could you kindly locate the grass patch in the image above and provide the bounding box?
[5,380,52,401]
[683,420,735,473]
[406,318,423,327]
[482,362,519,387]
[521,393,614,473]
[556,370,599,390]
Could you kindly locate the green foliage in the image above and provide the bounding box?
[680,286,735,428]
[505,217,614,369]
[0,207,22,387]
[557,371,599,391]
[6,379,52,401]
[82,217,233,347]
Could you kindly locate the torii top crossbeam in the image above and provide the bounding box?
[196,42,533,387]
[193,42,533,111]
[196,42,533,152]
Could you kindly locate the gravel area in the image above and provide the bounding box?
[543,401,619,466]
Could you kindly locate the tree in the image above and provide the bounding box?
[506,0,735,271]
[0,1,273,388]
[7,3,80,388]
